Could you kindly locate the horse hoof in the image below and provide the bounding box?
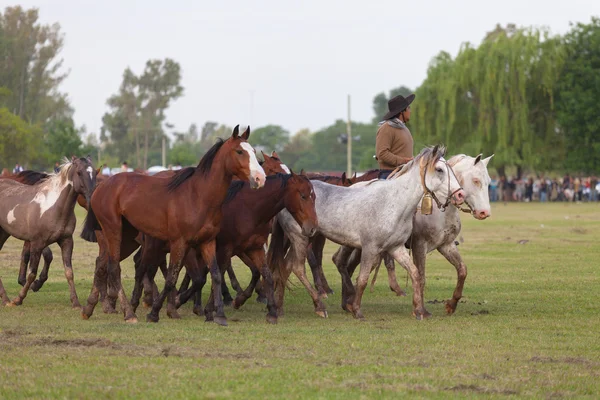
[72,302,82,309]
[445,302,457,315]
[315,310,328,318]
[266,315,278,325]
[214,316,228,327]
[125,317,138,324]
[31,283,41,292]
[318,292,328,300]
[146,314,159,323]
[326,288,334,295]
[143,302,152,309]
[167,310,181,319]
[223,298,233,307]
[193,307,203,316]
[81,312,89,320]
[6,300,20,307]
[255,296,267,304]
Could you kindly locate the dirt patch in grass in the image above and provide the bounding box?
[530,356,598,366]
[446,383,518,395]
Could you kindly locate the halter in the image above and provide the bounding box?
[420,158,463,212]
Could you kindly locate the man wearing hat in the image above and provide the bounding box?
[375,93,415,170]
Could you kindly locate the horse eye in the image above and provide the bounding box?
[300,193,306,199]
[436,167,443,173]
[236,150,243,155]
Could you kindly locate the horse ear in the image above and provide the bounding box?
[96,167,101,175]
[232,125,240,139]
[272,151,279,158]
[482,154,494,167]
[341,172,347,183]
[474,154,483,165]
[300,168,306,175]
[261,150,267,159]
[242,125,250,140]
[432,145,439,158]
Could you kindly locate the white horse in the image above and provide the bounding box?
[334,153,493,315]
[268,146,465,320]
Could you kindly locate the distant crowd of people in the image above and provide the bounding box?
[489,175,600,203]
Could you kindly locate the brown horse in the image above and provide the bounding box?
[80,126,266,325]
[136,172,318,324]
[0,157,95,307]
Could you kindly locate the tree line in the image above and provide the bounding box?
[2,6,599,175]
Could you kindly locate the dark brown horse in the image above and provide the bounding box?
[135,172,318,324]
[0,157,95,307]
[80,126,266,325]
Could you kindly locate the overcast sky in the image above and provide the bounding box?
[14,0,600,138]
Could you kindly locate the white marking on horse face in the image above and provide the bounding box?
[281,164,291,174]
[30,178,71,218]
[458,158,492,216]
[241,142,266,187]
[87,166,93,181]
[7,205,18,224]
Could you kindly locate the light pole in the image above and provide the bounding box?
[346,94,352,177]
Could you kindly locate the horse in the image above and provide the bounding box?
[136,172,318,324]
[333,154,493,315]
[267,145,465,320]
[0,157,95,307]
[80,126,266,325]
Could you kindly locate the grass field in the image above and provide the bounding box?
[0,202,599,399]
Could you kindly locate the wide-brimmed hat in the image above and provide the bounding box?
[382,94,415,121]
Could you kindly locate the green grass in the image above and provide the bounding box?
[1,203,599,399]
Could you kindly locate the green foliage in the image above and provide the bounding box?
[44,118,83,162]
[555,17,600,174]
[101,59,183,169]
[0,6,72,123]
[412,25,566,175]
[250,125,290,153]
[372,85,413,123]
[0,107,43,169]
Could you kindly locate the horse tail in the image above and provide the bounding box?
[80,205,100,242]
[267,216,288,292]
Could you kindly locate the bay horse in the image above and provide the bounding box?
[0,157,95,307]
[131,149,293,311]
[268,146,465,319]
[136,172,318,324]
[80,126,266,325]
[334,154,493,314]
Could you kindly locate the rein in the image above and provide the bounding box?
[420,159,463,212]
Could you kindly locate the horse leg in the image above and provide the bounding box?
[0,232,11,304]
[308,234,333,297]
[383,253,407,296]
[18,242,31,286]
[332,245,358,312]
[411,241,428,296]
[131,242,163,313]
[389,245,429,320]
[226,263,243,295]
[176,251,205,308]
[348,247,380,320]
[82,254,106,319]
[193,266,209,316]
[289,242,327,318]
[178,272,191,295]
[437,243,467,315]
[9,242,43,306]
[232,253,262,309]
[146,240,187,323]
[143,256,165,308]
[31,247,53,292]
[247,249,278,323]
[55,236,81,308]
[197,240,227,326]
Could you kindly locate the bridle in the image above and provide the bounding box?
[420,158,463,212]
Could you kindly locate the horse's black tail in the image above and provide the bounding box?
[80,205,100,243]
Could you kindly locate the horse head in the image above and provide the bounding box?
[261,150,290,175]
[69,155,96,206]
[448,154,493,220]
[226,125,266,189]
[283,171,318,237]
[418,145,465,210]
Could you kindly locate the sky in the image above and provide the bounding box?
[12,0,600,139]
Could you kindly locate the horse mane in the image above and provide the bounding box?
[167,138,225,192]
[388,146,447,180]
[447,154,467,168]
[224,173,293,204]
[16,170,50,185]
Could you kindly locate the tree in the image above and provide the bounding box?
[0,107,43,169]
[101,59,184,169]
[250,125,290,153]
[0,6,71,124]
[44,118,83,162]
[279,129,314,170]
[412,25,565,176]
[372,86,413,123]
[555,17,600,174]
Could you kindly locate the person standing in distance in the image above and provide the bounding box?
[375,94,416,171]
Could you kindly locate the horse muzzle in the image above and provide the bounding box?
[451,189,466,205]
[249,172,266,189]
[473,209,491,220]
[302,222,318,237]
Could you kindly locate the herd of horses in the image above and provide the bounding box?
[0,125,493,325]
